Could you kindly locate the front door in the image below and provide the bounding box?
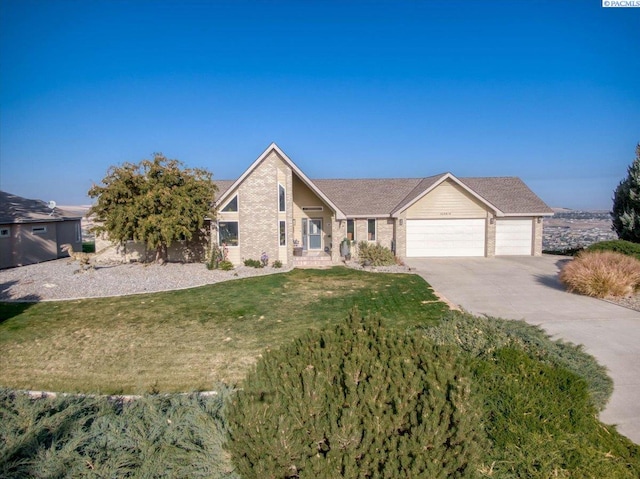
[302,218,322,251]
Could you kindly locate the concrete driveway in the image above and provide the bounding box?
[406,255,640,444]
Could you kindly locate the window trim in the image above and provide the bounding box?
[346,219,356,241]
[279,220,286,246]
[0,228,9,238]
[221,195,238,213]
[218,220,239,247]
[367,219,376,242]
[278,184,286,212]
[32,226,47,235]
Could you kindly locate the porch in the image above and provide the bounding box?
[292,250,334,268]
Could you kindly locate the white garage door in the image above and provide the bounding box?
[406,219,486,257]
[495,218,533,255]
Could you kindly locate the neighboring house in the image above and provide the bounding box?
[214,143,554,266]
[0,191,83,269]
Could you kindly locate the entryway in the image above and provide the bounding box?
[302,218,322,251]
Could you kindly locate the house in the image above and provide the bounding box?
[213,143,554,267]
[0,191,83,269]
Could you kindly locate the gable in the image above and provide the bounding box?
[406,179,489,218]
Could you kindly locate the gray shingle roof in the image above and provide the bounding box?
[458,177,553,215]
[213,173,552,217]
[312,178,422,216]
[214,180,235,199]
[0,191,82,224]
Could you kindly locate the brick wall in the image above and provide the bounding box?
[485,215,496,257]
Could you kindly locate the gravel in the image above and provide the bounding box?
[4,258,637,313]
[0,259,293,302]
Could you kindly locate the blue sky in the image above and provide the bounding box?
[1,0,638,209]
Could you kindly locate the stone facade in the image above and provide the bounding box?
[533,217,543,256]
[485,215,496,257]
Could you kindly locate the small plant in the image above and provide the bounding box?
[207,243,229,270]
[357,241,396,266]
[260,251,269,267]
[243,258,263,268]
[219,260,234,271]
[272,260,282,268]
[559,250,640,298]
[226,309,486,478]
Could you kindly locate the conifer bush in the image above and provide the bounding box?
[587,239,640,261]
[226,309,486,479]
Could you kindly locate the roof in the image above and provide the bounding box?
[214,180,235,198]
[312,178,424,217]
[458,177,554,215]
[212,144,553,218]
[0,191,82,224]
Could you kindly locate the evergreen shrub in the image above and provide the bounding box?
[357,241,396,266]
[587,239,640,261]
[612,144,640,243]
[226,309,486,479]
[421,312,613,410]
[0,388,237,479]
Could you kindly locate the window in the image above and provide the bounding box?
[32,226,47,235]
[222,195,238,212]
[347,219,355,241]
[367,219,376,241]
[0,228,9,238]
[218,221,239,246]
[279,184,286,212]
[279,220,286,246]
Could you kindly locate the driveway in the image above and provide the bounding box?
[406,255,640,444]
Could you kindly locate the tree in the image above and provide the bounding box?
[612,144,640,243]
[88,154,217,263]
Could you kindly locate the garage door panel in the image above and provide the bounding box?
[407,219,485,257]
[495,219,533,255]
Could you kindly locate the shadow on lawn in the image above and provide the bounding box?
[0,280,41,323]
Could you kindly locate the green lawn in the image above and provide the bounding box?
[0,267,447,395]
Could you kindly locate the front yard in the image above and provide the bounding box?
[0,268,446,394]
[1,266,639,478]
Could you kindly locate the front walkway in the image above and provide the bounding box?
[407,255,640,444]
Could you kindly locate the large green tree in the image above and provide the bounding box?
[612,144,640,243]
[88,154,217,263]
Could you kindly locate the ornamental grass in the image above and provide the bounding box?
[559,250,640,298]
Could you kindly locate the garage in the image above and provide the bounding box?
[495,218,533,255]
[406,219,486,257]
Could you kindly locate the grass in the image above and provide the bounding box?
[2,268,639,478]
[0,267,447,394]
